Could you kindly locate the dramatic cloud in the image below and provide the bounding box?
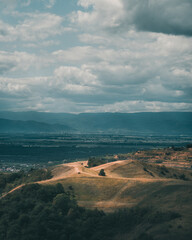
[0,0,191,113]
[125,0,192,36]
[75,0,192,36]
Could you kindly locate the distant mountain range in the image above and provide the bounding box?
[0,111,191,135]
[0,118,71,133]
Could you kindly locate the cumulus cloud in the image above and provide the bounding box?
[74,0,192,36]
[0,0,57,11]
[0,20,15,42]
[0,13,64,42]
[0,1,191,113]
[44,0,56,9]
[0,76,49,97]
[71,0,124,31]
[52,66,99,95]
[86,100,192,113]
[17,13,63,41]
[53,46,122,64]
[124,0,192,36]
[54,66,97,85]
[0,51,38,75]
[0,77,30,97]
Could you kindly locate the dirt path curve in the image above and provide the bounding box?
[0,161,88,199]
[0,184,25,199]
[92,160,128,172]
[0,160,173,199]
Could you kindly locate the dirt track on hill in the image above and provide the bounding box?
[1,160,173,201]
[0,161,89,198]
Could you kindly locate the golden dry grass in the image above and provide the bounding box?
[3,149,192,213]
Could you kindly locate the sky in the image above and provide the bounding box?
[0,0,192,113]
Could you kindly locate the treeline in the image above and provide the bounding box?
[88,155,117,168]
[0,183,181,240]
[87,153,133,168]
[0,168,52,195]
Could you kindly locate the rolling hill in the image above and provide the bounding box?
[44,157,192,239]
[1,147,192,239]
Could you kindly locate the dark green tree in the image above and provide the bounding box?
[99,169,106,176]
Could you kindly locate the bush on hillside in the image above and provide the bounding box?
[99,169,106,176]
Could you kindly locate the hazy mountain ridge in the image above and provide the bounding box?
[0,118,72,133]
[0,111,191,134]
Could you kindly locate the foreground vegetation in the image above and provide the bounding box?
[0,169,52,196]
[0,183,181,240]
[0,146,191,239]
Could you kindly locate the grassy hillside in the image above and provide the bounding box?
[109,160,192,180]
[1,147,192,239]
[1,183,184,240]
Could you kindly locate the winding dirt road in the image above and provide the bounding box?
[0,160,173,200]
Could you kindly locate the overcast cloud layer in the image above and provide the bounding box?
[0,0,192,113]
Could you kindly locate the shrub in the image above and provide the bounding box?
[99,169,106,176]
[179,174,188,181]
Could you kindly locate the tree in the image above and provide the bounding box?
[98,169,106,176]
